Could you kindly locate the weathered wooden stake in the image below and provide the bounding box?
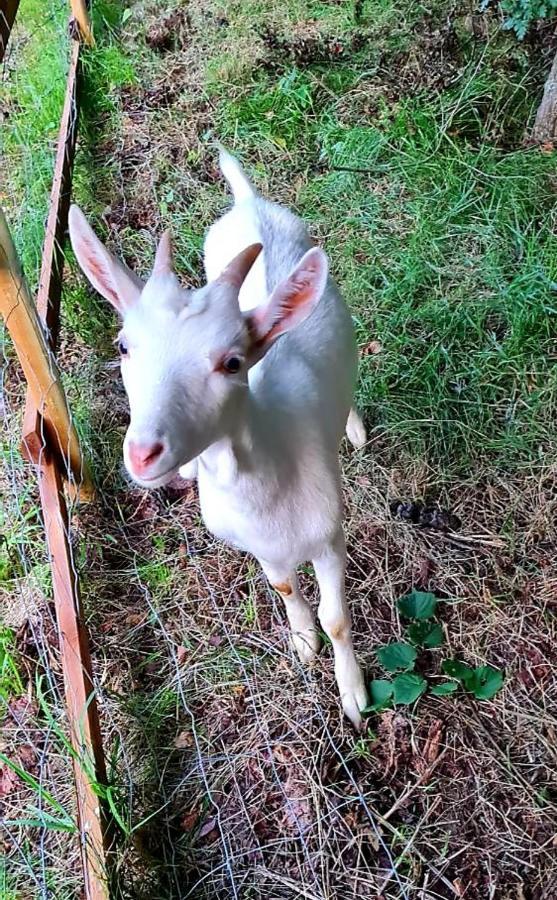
[0,207,94,498]
[38,443,109,900]
[0,0,20,62]
[2,3,111,897]
[69,0,94,46]
[21,36,85,498]
[532,49,557,144]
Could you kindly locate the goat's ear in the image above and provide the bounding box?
[68,205,144,314]
[247,247,328,355]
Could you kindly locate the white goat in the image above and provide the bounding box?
[68,150,368,726]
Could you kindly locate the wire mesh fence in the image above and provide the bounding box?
[1,2,107,897]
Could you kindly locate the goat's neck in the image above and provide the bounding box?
[198,392,271,486]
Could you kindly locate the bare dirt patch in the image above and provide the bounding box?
[145,9,190,54]
[259,20,368,70]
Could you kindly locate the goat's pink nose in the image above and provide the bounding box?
[128,440,164,475]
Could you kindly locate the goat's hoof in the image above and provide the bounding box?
[291,629,320,665]
[342,683,369,731]
[346,408,367,449]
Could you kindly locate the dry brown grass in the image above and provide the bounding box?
[0,361,83,895]
[73,406,557,897]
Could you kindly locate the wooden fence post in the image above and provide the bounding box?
[0,208,94,499]
[2,4,112,897]
[69,0,94,46]
[21,36,86,498]
[38,444,110,900]
[0,0,20,62]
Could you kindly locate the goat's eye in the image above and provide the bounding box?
[222,356,242,374]
[118,340,129,357]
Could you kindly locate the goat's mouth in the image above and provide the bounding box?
[127,465,180,489]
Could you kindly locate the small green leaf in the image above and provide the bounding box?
[430,681,459,696]
[422,623,444,648]
[393,673,427,705]
[397,590,438,620]
[122,9,132,23]
[441,659,474,682]
[406,621,444,648]
[376,642,417,673]
[406,621,430,645]
[364,679,394,712]
[441,660,504,700]
[466,666,504,700]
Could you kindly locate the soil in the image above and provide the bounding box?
[145,9,190,54]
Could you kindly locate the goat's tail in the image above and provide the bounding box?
[346,407,367,449]
[218,146,256,203]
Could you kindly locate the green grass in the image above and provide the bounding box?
[200,8,557,474]
[0,627,23,702]
[63,3,137,352]
[74,0,556,476]
[316,126,557,469]
[0,0,69,285]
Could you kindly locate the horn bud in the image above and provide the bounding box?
[217,243,262,288]
[153,229,173,276]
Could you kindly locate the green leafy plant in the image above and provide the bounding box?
[368,679,394,711]
[366,672,428,711]
[365,590,505,715]
[481,0,557,39]
[406,621,444,648]
[442,660,504,700]
[399,591,444,648]
[366,591,442,711]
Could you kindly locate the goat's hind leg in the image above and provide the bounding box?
[258,560,320,664]
[313,532,368,728]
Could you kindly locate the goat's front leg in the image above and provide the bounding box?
[258,560,320,664]
[313,532,368,729]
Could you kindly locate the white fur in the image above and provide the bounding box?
[68,151,369,727]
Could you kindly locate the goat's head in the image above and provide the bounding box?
[68,205,328,488]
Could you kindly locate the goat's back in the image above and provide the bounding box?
[204,194,358,445]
